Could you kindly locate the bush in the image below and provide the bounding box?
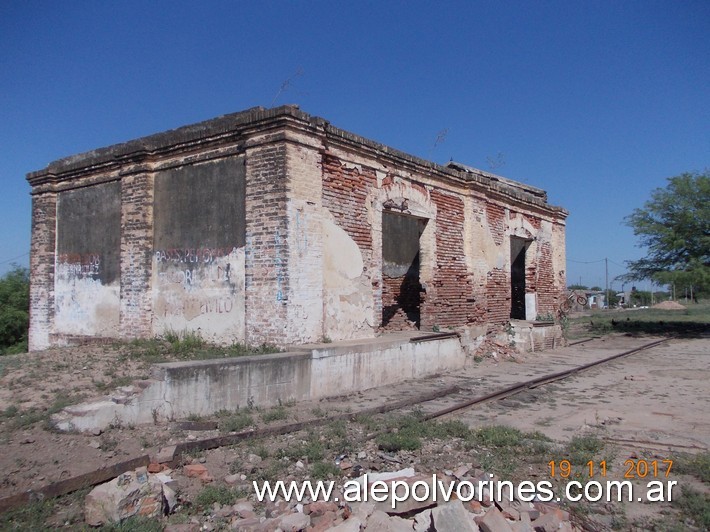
[0,265,29,355]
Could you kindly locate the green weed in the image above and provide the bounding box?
[194,485,237,511]
[565,434,605,465]
[260,406,288,423]
[672,451,710,483]
[217,410,254,433]
[672,486,710,529]
[311,461,341,479]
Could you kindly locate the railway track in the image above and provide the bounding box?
[419,337,671,421]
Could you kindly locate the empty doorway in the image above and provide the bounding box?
[510,237,528,320]
[381,212,426,330]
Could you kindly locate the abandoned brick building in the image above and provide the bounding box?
[27,105,568,351]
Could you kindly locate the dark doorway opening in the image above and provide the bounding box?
[381,212,425,330]
[510,237,528,320]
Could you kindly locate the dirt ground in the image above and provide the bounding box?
[1,330,709,529]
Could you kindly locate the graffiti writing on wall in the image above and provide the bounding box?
[157,297,235,317]
[201,298,234,314]
[157,264,232,285]
[155,247,240,287]
[154,247,238,264]
[274,229,285,301]
[56,253,101,278]
[153,244,244,320]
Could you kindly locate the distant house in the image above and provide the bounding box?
[586,292,605,309]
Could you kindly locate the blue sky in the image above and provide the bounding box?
[1,1,708,292]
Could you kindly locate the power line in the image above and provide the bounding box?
[567,258,606,264]
[0,252,29,265]
[568,257,627,270]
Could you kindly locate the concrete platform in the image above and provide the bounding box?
[51,331,465,432]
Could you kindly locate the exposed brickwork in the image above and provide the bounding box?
[382,273,421,330]
[535,241,557,314]
[524,214,541,230]
[486,203,506,246]
[244,142,289,345]
[28,192,57,350]
[321,154,375,254]
[120,172,154,337]
[486,269,510,325]
[426,189,474,327]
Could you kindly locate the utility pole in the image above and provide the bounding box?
[605,258,609,310]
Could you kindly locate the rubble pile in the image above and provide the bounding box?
[84,466,177,526]
[472,337,518,361]
[86,462,580,531]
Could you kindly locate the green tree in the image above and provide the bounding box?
[624,171,710,296]
[0,265,30,354]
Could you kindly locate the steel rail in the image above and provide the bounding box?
[423,337,671,421]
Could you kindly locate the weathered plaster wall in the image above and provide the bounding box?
[283,138,324,343]
[152,157,246,341]
[321,154,378,341]
[54,182,121,337]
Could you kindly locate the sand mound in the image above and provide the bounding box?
[652,300,687,310]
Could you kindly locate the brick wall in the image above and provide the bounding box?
[535,241,556,314]
[486,268,510,324]
[487,203,506,246]
[426,189,474,327]
[28,192,57,350]
[322,155,375,254]
[382,272,421,330]
[245,142,289,345]
[120,171,154,338]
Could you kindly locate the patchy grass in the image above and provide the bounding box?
[99,515,165,531]
[2,392,85,432]
[565,434,605,465]
[569,301,710,338]
[471,425,523,447]
[377,431,422,452]
[671,486,710,530]
[193,485,237,512]
[323,419,350,453]
[248,441,271,460]
[286,438,325,462]
[311,406,327,418]
[0,496,57,530]
[672,451,710,483]
[0,488,90,530]
[464,425,556,480]
[260,405,289,424]
[124,330,281,364]
[311,461,342,480]
[375,414,477,453]
[217,410,254,433]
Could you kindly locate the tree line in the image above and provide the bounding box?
[0,265,29,354]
